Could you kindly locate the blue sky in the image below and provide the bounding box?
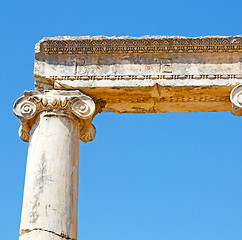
[1,0,242,239]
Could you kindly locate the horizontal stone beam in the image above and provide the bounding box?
[34,35,242,113]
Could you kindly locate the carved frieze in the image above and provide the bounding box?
[39,36,242,55]
[50,74,242,81]
[13,90,96,143]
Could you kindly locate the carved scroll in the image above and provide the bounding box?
[13,90,96,143]
[230,84,242,116]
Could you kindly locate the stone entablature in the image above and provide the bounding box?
[34,36,242,114]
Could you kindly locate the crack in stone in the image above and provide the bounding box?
[20,228,76,240]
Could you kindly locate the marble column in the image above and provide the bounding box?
[13,90,96,240]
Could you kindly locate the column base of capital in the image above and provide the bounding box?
[19,229,76,240]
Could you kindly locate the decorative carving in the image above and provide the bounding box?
[71,97,95,119]
[50,74,242,81]
[78,122,96,143]
[18,123,31,142]
[100,95,231,104]
[230,84,242,116]
[35,74,242,91]
[14,99,37,120]
[13,90,96,143]
[40,36,242,55]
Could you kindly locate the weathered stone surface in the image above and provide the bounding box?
[20,229,74,240]
[14,90,98,240]
[13,90,96,142]
[14,35,242,240]
[230,84,242,116]
[34,36,242,113]
[19,111,79,240]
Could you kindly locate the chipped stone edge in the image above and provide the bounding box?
[38,35,242,42]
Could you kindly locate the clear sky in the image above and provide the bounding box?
[1,0,242,239]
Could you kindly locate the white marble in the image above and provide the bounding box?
[20,229,70,240]
[19,110,79,240]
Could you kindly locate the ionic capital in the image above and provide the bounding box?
[13,90,96,143]
[230,84,242,116]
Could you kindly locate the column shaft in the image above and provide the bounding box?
[19,110,79,240]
